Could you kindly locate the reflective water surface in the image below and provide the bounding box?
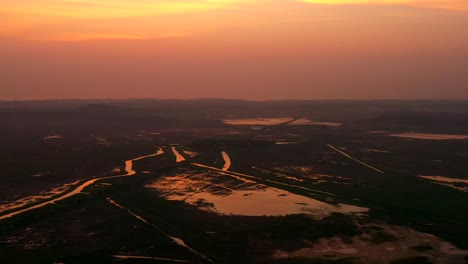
[390,133,468,140]
[147,171,368,219]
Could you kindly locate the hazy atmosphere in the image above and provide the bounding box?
[2,0,468,100]
[2,2,468,263]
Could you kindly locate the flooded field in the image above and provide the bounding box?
[258,166,358,185]
[390,133,468,140]
[419,176,468,192]
[273,222,468,264]
[288,118,342,126]
[0,180,80,212]
[146,170,368,219]
[252,167,305,182]
[2,100,468,263]
[222,117,293,125]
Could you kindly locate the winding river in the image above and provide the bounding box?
[221,151,231,171]
[0,147,164,221]
[171,147,186,163]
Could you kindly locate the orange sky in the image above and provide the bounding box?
[1,0,468,99]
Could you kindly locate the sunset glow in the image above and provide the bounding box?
[2,0,467,41]
[1,0,244,19]
[1,0,467,99]
[300,0,468,10]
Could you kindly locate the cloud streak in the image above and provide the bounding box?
[1,0,249,41]
[298,0,468,11]
[1,0,246,19]
[2,0,467,41]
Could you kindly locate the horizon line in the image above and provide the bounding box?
[2,98,468,103]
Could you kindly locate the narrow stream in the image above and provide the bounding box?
[107,198,215,263]
[221,151,231,171]
[171,147,186,162]
[0,147,164,221]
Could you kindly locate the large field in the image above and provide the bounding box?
[0,100,467,264]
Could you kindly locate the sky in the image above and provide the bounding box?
[1,0,468,100]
